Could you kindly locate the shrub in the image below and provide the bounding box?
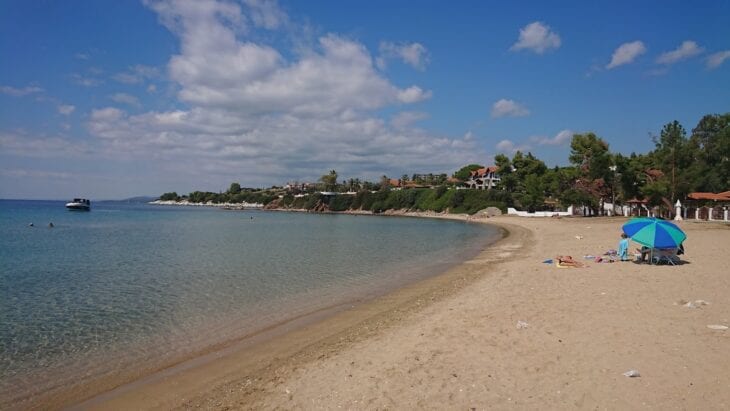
[328,195,354,211]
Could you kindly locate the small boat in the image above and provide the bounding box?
[66,198,91,211]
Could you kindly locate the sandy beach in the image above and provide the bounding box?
[41,216,730,409]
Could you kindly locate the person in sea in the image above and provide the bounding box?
[618,233,630,261]
[556,255,584,267]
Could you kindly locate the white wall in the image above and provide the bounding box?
[507,206,574,217]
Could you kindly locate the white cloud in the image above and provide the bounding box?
[378,41,429,70]
[491,99,530,118]
[496,140,514,151]
[243,0,287,29]
[529,129,573,146]
[397,86,432,104]
[0,131,91,158]
[144,0,434,116]
[90,107,125,122]
[706,50,730,69]
[58,104,76,115]
[657,40,704,65]
[391,111,428,128]
[606,41,646,69]
[110,93,141,107]
[74,0,480,187]
[85,105,481,182]
[72,74,103,87]
[149,1,422,116]
[74,52,90,60]
[113,65,160,84]
[495,139,530,154]
[0,85,43,96]
[0,168,73,180]
[510,22,561,54]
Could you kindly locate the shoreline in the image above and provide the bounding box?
[19,215,730,409]
[78,216,524,410]
[147,199,264,209]
[18,211,514,410]
[232,216,730,409]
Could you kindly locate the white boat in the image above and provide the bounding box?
[66,198,91,211]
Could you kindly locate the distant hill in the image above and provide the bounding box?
[107,196,158,203]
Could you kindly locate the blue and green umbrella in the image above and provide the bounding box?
[622,217,686,249]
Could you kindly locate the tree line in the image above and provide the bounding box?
[159,112,729,215]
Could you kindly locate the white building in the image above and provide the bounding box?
[465,166,500,189]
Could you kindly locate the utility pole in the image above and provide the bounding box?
[610,165,617,216]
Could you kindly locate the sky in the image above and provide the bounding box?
[1,0,729,200]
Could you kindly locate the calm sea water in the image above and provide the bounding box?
[0,200,499,404]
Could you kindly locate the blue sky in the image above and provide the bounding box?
[1,0,729,199]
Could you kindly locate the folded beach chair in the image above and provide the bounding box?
[651,248,680,265]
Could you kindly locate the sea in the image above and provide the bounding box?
[0,199,500,406]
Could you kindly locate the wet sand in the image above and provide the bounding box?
[27,216,730,409]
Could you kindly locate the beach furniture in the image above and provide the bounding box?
[622,217,686,249]
[651,248,680,265]
[622,218,686,265]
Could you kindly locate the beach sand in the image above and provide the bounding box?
[49,216,730,409]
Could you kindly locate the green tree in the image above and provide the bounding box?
[569,133,611,181]
[228,182,241,195]
[514,174,544,212]
[568,133,611,214]
[512,152,548,181]
[319,170,338,191]
[688,113,730,192]
[494,154,517,193]
[453,164,484,181]
[379,175,390,191]
[651,120,691,203]
[159,192,179,201]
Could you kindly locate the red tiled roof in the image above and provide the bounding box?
[469,166,499,177]
[687,192,730,201]
[645,169,664,178]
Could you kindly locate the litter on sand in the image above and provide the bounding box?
[542,259,553,264]
[623,370,641,378]
[575,235,584,240]
[707,325,728,331]
[516,320,529,329]
[681,300,710,309]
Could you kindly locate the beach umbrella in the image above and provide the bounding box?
[622,217,686,249]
